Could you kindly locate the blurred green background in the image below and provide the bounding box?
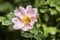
[0,0,60,40]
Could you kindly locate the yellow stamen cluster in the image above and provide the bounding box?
[21,14,31,24]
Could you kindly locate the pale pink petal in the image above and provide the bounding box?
[21,25,33,31]
[19,6,27,15]
[26,5,37,16]
[30,17,37,26]
[14,11,23,18]
[32,8,37,16]
[14,9,19,13]
[13,23,24,30]
[27,8,37,17]
[26,5,32,13]
[12,17,20,24]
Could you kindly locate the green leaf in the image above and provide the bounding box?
[43,13,49,22]
[30,28,38,35]
[49,0,60,6]
[21,31,32,38]
[56,6,60,13]
[33,33,44,40]
[36,23,41,28]
[54,0,60,6]
[48,27,57,35]
[2,20,12,26]
[40,9,48,13]
[42,24,57,36]
[49,0,56,6]
[49,9,57,15]
[42,24,49,37]
[35,0,47,7]
[0,12,14,26]
[0,17,6,22]
[6,12,14,20]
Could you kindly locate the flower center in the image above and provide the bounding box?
[21,14,31,24]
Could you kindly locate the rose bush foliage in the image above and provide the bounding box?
[0,0,60,40]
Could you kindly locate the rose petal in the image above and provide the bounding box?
[32,8,37,16]
[14,9,19,13]
[27,8,37,17]
[26,5,32,13]
[14,11,23,18]
[26,5,37,16]
[21,25,33,31]
[12,17,20,24]
[19,6,27,15]
[30,17,37,26]
[13,22,24,30]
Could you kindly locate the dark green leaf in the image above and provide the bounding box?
[43,13,49,22]
[21,31,32,38]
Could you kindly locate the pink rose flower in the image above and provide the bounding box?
[12,5,37,31]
